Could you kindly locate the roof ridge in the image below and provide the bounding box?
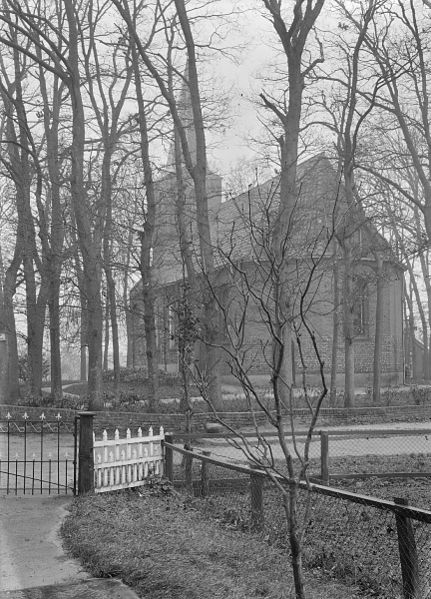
[221,151,330,208]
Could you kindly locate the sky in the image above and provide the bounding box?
[190,1,282,179]
[193,0,340,182]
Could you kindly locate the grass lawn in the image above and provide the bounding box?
[61,483,366,599]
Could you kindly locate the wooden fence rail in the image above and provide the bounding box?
[162,439,431,599]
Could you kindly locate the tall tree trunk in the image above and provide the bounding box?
[102,150,120,393]
[173,0,223,409]
[173,118,198,422]
[103,293,110,372]
[74,253,89,383]
[406,259,429,380]
[0,242,21,403]
[6,41,48,398]
[65,1,103,408]
[329,247,340,406]
[130,35,159,407]
[123,229,134,369]
[126,306,134,369]
[106,270,120,382]
[343,245,355,407]
[48,288,62,400]
[35,39,65,402]
[372,253,384,403]
[404,283,414,381]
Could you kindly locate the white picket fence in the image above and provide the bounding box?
[93,426,165,493]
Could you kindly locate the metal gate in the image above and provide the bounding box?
[0,413,78,495]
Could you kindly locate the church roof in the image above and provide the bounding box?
[212,153,344,263]
[210,153,401,270]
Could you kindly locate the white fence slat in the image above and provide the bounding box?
[93,426,165,493]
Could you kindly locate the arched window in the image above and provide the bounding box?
[168,304,177,350]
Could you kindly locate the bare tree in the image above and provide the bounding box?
[82,6,134,396]
[0,0,126,407]
[258,0,325,418]
[113,0,225,408]
[0,21,51,398]
[196,163,337,598]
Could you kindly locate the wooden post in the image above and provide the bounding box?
[250,464,264,531]
[394,497,420,599]
[184,449,194,495]
[320,431,329,484]
[78,411,95,495]
[164,434,174,482]
[200,451,211,497]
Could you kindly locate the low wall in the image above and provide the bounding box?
[1,403,431,434]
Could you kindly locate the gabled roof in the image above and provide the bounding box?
[211,153,345,263]
[146,152,403,290]
[211,153,402,269]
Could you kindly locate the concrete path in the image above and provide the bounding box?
[0,495,140,598]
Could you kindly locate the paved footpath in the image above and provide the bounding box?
[0,495,140,598]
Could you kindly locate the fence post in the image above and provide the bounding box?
[164,434,174,483]
[200,451,211,497]
[184,444,194,495]
[250,464,264,531]
[78,411,95,495]
[320,431,329,484]
[394,497,420,599]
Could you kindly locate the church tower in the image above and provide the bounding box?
[152,66,222,286]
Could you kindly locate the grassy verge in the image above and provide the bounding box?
[61,482,366,599]
[169,453,431,597]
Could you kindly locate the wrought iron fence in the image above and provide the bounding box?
[0,413,77,494]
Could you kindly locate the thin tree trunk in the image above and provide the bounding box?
[123,229,134,369]
[126,306,134,369]
[173,0,223,409]
[65,1,103,408]
[48,292,62,400]
[284,489,306,599]
[404,284,412,381]
[102,150,120,393]
[4,39,48,399]
[130,34,159,408]
[0,242,20,403]
[329,248,340,406]
[372,253,384,403]
[343,245,355,407]
[103,293,109,372]
[36,50,65,403]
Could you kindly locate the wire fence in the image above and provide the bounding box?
[317,428,431,481]
[164,440,431,598]
[179,427,431,481]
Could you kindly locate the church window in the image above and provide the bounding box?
[168,304,177,349]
